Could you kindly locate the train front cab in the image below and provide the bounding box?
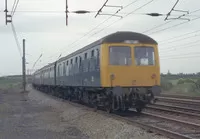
[100,42,161,112]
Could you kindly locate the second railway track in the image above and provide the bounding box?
[160,93,200,100]
[146,103,200,118]
[155,96,200,109]
[133,111,200,139]
[140,95,200,138]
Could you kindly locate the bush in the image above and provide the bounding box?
[184,78,195,83]
[177,78,195,85]
[177,78,184,84]
[189,83,197,92]
[161,79,173,91]
[196,79,200,89]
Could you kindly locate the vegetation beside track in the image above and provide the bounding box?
[1,73,200,96]
[0,76,22,90]
[0,75,32,90]
[161,72,200,96]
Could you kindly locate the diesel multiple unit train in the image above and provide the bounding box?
[32,31,161,113]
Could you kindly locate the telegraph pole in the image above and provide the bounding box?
[22,39,26,92]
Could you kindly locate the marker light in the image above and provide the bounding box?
[151,74,156,79]
[124,40,139,44]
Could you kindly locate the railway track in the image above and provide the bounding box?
[160,93,200,100]
[143,106,200,126]
[111,109,200,139]
[146,103,200,117]
[141,97,200,139]
[155,96,200,109]
[32,87,200,139]
[135,112,200,139]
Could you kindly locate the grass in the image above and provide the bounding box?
[171,83,200,96]
[169,79,179,86]
[162,78,200,97]
[0,78,22,90]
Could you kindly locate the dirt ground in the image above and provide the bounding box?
[0,86,170,139]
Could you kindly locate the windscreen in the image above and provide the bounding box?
[109,46,131,65]
[134,46,155,66]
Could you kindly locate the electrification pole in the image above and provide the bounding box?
[22,39,26,92]
[4,0,12,25]
[65,0,68,26]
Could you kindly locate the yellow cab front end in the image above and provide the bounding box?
[100,42,161,99]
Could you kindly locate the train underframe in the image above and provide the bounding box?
[32,84,157,113]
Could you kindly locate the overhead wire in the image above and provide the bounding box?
[90,0,156,36]
[149,16,200,35]
[142,21,173,33]
[47,15,115,59]
[158,33,200,56]
[32,54,43,69]
[159,33,200,45]
[11,0,17,15]
[9,0,22,58]
[159,39,200,52]
[11,0,20,16]
[142,8,200,34]
[161,55,200,60]
[160,43,200,55]
[82,0,200,45]
[11,22,22,57]
[59,0,155,56]
[148,9,200,35]
[158,29,200,43]
[13,0,200,65]
[55,0,156,61]
[1,10,200,17]
[161,50,200,58]
[46,0,141,60]
[154,8,200,53]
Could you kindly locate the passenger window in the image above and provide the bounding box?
[84,53,87,59]
[79,56,82,65]
[49,68,50,77]
[96,49,99,57]
[75,57,78,63]
[60,64,62,76]
[58,65,60,76]
[63,62,66,75]
[91,50,94,57]
[70,59,73,64]
[66,60,68,65]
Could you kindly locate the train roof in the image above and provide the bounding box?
[58,31,157,62]
[33,31,157,74]
[100,31,157,44]
[33,62,55,74]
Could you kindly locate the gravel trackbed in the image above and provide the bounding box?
[0,87,169,139]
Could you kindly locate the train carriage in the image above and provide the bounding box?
[32,31,161,113]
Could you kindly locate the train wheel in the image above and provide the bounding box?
[136,107,142,113]
[77,91,82,103]
[106,103,112,113]
[93,101,98,112]
[106,97,113,113]
[125,108,129,111]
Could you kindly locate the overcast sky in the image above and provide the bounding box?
[1,0,200,76]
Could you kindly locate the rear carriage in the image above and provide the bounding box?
[32,31,161,113]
